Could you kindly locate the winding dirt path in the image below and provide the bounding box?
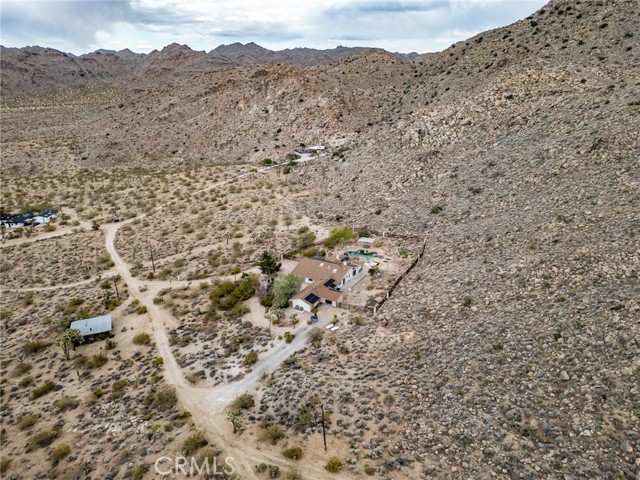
[105,220,337,479]
[101,154,343,479]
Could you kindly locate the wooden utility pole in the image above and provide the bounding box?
[320,403,327,452]
[149,244,156,273]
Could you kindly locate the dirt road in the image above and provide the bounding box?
[105,220,338,479]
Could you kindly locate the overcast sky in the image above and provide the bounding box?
[0,0,547,55]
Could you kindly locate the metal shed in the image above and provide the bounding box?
[70,314,112,337]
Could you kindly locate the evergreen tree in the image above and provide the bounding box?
[258,250,281,276]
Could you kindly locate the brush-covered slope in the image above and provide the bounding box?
[269,1,638,477]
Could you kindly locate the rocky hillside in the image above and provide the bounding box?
[280,1,639,477]
[0,1,638,477]
[211,42,391,66]
[0,42,394,98]
[2,1,638,174]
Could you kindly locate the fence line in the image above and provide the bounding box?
[339,234,428,316]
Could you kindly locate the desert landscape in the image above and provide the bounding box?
[1,0,639,479]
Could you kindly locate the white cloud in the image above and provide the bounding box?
[0,0,547,54]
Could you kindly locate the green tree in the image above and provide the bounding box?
[272,274,302,308]
[323,225,357,249]
[258,251,281,277]
[56,328,83,360]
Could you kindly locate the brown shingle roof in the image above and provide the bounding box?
[292,283,343,304]
[291,257,351,284]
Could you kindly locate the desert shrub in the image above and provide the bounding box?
[286,469,302,480]
[296,230,316,249]
[301,246,324,257]
[363,464,376,475]
[268,465,280,478]
[210,275,257,312]
[284,332,295,343]
[260,413,274,429]
[243,351,258,366]
[30,380,56,399]
[228,302,250,319]
[281,447,303,460]
[182,432,208,456]
[308,328,323,347]
[136,305,147,315]
[59,298,85,315]
[152,385,178,411]
[262,425,285,444]
[51,443,71,461]
[323,225,357,249]
[133,333,151,345]
[233,393,255,410]
[22,340,47,355]
[383,394,395,406]
[27,430,57,451]
[112,379,128,392]
[430,204,444,214]
[293,409,314,432]
[18,414,39,430]
[54,395,79,412]
[0,457,10,475]
[130,464,149,480]
[11,362,32,377]
[186,373,202,384]
[325,457,344,473]
[105,339,117,350]
[75,353,108,369]
[259,294,273,307]
[19,376,34,387]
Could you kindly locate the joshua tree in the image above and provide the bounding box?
[57,328,83,360]
[227,410,242,434]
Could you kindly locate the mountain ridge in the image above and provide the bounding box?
[0,41,412,97]
[0,1,639,479]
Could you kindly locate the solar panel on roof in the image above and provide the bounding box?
[323,279,336,288]
[305,293,320,304]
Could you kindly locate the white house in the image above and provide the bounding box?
[32,209,58,225]
[1,209,57,229]
[289,257,362,312]
[291,284,342,312]
[1,213,34,228]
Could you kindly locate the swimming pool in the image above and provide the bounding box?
[348,250,379,259]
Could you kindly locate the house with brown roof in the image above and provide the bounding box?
[290,257,362,312]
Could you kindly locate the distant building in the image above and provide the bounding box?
[0,209,57,229]
[1,212,34,228]
[357,237,375,247]
[32,209,58,225]
[70,314,112,337]
[294,145,326,155]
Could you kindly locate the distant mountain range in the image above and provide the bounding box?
[0,42,417,97]
[84,42,416,65]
